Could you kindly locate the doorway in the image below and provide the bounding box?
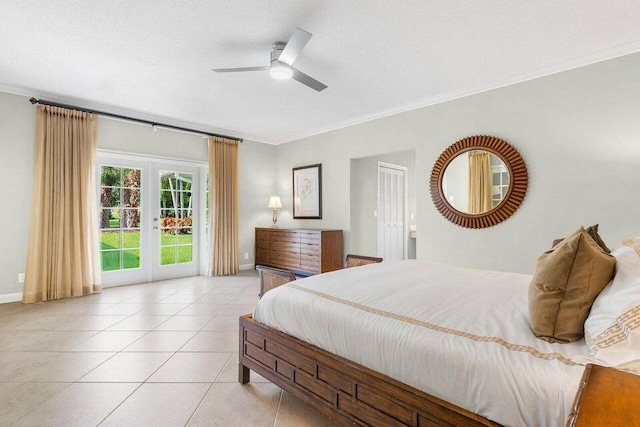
[98,154,201,286]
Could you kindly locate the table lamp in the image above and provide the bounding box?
[267,196,283,228]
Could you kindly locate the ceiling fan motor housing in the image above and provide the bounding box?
[271,42,287,63]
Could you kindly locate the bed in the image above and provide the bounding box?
[239,260,593,426]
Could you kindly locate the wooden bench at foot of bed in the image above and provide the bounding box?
[239,314,499,427]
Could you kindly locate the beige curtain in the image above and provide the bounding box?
[23,106,100,303]
[208,136,239,275]
[467,151,492,214]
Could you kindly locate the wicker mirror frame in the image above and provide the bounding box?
[429,135,528,229]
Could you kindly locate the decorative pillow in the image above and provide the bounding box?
[584,235,640,365]
[552,224,610,253]
[529,227,616,343]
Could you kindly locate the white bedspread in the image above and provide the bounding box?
[253,260,589,427]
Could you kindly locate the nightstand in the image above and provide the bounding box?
[567,364,640,426]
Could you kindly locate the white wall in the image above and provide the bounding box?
[0,91,274,299]
[275,52,640,274]
[350,150,416,259]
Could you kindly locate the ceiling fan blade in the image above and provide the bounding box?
[212,66,269,73]
[291,68,327,92]
[278,28,312,66]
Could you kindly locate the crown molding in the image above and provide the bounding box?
[273,40,640,145]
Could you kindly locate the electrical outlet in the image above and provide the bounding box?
[373,209,377,217]
[244,252,249,260]
[18,273,25,283]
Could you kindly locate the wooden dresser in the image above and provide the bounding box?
[255,228,343,276]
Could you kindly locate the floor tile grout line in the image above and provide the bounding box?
[273,388,285,427]
[96,382,146,426]
[182,381,216,427]
[7,381,77,426]
[211,352,235,383]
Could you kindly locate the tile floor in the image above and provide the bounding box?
[0,271,338,427]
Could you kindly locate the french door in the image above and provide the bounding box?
[151,163,199,281]
[98,155,200,286]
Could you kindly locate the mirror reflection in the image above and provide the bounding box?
[442,150,510,215]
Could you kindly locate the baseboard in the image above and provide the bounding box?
[239,263,255,271]
[0,292,23,304]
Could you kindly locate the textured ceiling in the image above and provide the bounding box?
[1,1,640,144]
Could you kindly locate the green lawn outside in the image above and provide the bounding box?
[100,230,193,271]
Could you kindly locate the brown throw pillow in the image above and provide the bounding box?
[552,224,610,253]
[529,227,616,343]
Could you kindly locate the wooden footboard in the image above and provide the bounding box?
[239,314,500,427]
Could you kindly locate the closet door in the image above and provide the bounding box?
[377,163,406,261]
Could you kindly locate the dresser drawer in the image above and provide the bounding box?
[299,232,320,244]
[300,263,321,274]
[300,243,320,255]
[271,232,300,244]
[274,242,300,254]
[300,252,320,263]
[256,249,271,263]
[270,250,300,265]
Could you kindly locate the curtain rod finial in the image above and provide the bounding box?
[29,97,38,105]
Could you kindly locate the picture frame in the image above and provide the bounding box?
[292,164,322,219]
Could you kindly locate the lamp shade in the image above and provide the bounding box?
[267,196,283,209]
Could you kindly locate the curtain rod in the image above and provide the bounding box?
[29,97,243,143]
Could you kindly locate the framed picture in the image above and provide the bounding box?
[292,164,322,219]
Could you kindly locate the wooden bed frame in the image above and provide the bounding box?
[239,314,501,427]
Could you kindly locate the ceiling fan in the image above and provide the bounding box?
[212,28,327,92]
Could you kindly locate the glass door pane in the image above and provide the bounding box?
[152,165,199,280]
[99,166,142,271]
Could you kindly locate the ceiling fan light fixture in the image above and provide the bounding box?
[270,61,292,80]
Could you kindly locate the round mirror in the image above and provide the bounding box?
[430,135,528,228]
[442,150,510,215]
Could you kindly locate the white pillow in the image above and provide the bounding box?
[584,236,640,366]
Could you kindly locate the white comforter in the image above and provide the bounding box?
[253,260,589,427]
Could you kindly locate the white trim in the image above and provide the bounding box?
[377,162,409,261]
[199,164,209,276]
[273,41,640,145]
[97,148,207,165]
[239,263,255,271]
[0,293,23,304]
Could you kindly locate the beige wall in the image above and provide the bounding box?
[0,91,274,299]
[0,92,35,300]
[275,52,640,274]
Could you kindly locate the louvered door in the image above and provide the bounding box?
[377,164,405,261]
